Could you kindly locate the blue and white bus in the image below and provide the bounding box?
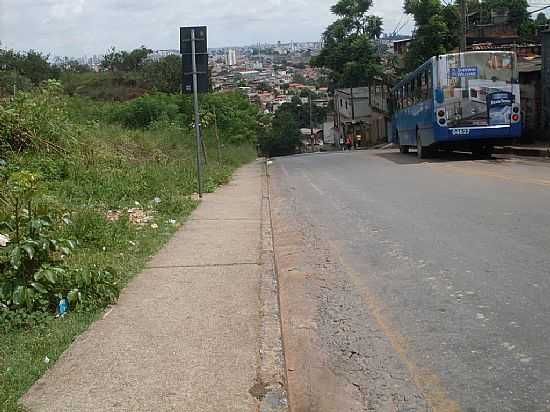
[390,51,521,158]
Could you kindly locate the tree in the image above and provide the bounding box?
[276,96,327,129]
[142,55,181,93]
[0,47,58,86]
[403,0,460,72]
[123,46,153,71]
[258,111,301,156]
[311,0,383,88]
[101,46,152,72]
[101,47,127,72]
[536,12,548,26]
[63,59,91,73]
[466,0,533,41]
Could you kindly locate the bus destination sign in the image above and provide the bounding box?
[449,66,479,77]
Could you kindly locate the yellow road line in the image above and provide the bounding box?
[327,239,461,412]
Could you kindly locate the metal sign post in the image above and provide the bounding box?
[181,26,208,198]
[190,28,203,198]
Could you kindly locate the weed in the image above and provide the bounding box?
[0,86,257,412]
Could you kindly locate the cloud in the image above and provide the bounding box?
[0,0,409,57]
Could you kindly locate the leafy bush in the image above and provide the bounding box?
[113,93,180,128]
[0,170,119,316]
[105,92,257,145]
[0,71,33,97]
[0,80,77,152]
[201,92,257,144]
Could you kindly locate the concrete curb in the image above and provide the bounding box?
[256,160,289,412]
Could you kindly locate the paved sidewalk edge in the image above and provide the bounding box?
[255,160,289,412]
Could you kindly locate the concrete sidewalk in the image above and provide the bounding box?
[21,161,287,412]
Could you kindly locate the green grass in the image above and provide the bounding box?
[0,119,256,411]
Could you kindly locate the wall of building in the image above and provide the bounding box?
[334,88,372,120]
[543,32,550,133]
[333,86,389,147]
[520,70,541,137]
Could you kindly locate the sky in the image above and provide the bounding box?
[0,0,411,57]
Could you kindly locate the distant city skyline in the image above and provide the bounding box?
[0,0,413,57]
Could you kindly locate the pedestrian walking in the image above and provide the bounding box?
[346,135,353,151]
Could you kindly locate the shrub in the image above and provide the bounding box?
[0,80,77,152]
[115,93,180,128]
[0,170,119,316]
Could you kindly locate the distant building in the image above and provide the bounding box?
[518,57,542,138]
[226,49,237,66]
[542,31,550,134]
[323,116,336,145]
[392,38,413,56]
[300,128,323,151]
[334,86,390,147]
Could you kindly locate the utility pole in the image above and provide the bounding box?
[191,28,203,198]
[350,87,355,120]
[460,0,467,52]
[309,92,314,152]
[213,107,222,164]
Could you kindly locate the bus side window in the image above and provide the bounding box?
[398,88,402,110]
[422,71,428,100]
[397,91,400,110]
[399,89,403,110]
[427,69,433,97]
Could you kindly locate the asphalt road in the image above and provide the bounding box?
[270,150,550,412]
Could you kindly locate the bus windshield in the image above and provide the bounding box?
[435,52,517,127]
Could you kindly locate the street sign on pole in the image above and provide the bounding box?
[181,26,209,94]
[180,26,208,198]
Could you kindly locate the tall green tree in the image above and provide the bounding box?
[142,55,182,93]
[101,47,127,72]
[123,46,153,71]
[258,111,301,157]
[403,0,460,72]
[311,0,383,88]
[276,96,327,129]
[0,47,58,85]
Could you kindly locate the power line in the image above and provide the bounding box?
[528,4,550,14]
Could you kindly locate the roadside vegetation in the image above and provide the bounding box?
[312,0,537,82]
[257,96,328,157]
[0,47,257,411]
